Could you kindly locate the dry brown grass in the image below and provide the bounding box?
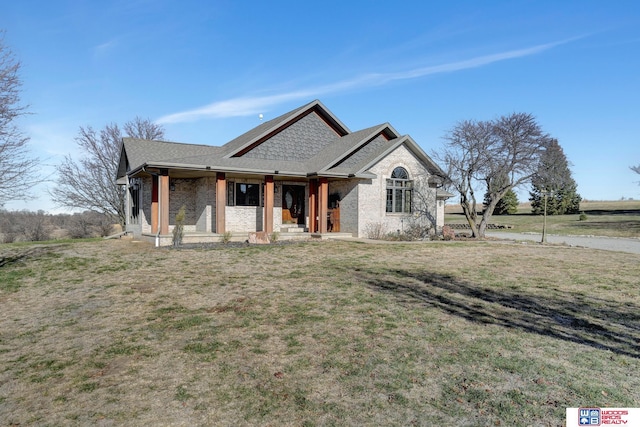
[446,200,640,237]
[1,239,639,426]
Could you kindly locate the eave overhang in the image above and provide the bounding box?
[127,162,309,179]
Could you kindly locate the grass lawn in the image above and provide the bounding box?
[446,200,640,238]
[1,238,639,426]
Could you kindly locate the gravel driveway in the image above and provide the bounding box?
[486,232,640,254]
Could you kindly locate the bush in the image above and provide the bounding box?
[404,222,433,240]
[0,209,115,241]
[68,215,94,238]
[221,231,233,244]
[172,205,186,247]
[579,212,588,221]
[384,231,412,241]
[441,225,455,241]
[364,222,387,240]
[68,212,115,238]
[0,210,52,242]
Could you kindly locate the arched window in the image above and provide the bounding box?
[386,167,412,213]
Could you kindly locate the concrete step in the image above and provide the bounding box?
[281,225,306,233]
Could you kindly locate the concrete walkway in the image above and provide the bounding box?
[486,231,640,255]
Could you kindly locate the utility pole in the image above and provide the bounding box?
[541,189,548,243]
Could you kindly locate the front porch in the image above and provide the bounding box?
[127,168,354,246]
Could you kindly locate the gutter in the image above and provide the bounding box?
[132,162,307,178]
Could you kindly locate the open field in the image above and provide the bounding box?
[446,200,640,238]
[1,239,639,426]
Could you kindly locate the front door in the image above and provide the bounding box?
[282,185,305,226]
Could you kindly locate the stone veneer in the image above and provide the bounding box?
[357,144,437,238]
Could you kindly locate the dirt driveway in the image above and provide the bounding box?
[486,232,640,254]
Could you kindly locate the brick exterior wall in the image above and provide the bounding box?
[225,178,264,232]
[196,177,215,232]
[226,206,264,232]
[128,145,437,239]
[168,179,197,233]
[328,179,359,234]
[357,144,437,238]
[140,176,153,235]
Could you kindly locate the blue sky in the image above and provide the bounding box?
[3,0,640,212]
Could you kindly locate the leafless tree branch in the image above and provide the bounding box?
[0,31,40,206]
[435,113,551,238]
[51,117,164,226]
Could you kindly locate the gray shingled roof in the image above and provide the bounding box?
[305,124,393,174]
[117,138,222,178]
[219,99,350,158]
[117,100,443,180]
[240,110,344,162]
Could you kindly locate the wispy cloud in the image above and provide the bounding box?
[156,38,577,124]
[93,38,119,59]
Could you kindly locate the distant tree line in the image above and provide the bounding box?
[0,210,115,243]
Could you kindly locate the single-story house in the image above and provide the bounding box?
[116,100,450,246]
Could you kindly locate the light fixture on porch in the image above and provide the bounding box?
[170,182,175,191]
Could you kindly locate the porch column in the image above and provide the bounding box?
[308,179,317,233]
[215,172,226,234]
[159,170,169,235]
[318,177,329,233]
[264,175,274,234]
[151,175,159,234]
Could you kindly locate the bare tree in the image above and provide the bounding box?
[51,117,164,227]
[0,32,40,206]
[632,164,640,178]
[437,113,551,238]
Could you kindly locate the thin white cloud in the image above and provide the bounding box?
[156,38,577,124]
[93,38,119,59]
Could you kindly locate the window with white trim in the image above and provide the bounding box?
[386,167,412,213]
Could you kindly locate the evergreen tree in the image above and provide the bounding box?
[496,189,519,215]
[484,188,518,215]
[530,139,581,215]
[483,173,519,215]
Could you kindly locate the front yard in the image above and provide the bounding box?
[1,239,638,426]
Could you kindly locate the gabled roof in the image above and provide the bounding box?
[340,134,445,178]
[306,124,398,175]
[117,138,221,179]
[220,99,350,158]
[117,100,443,181]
